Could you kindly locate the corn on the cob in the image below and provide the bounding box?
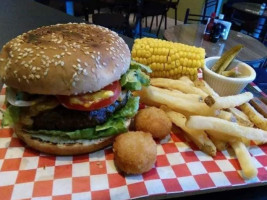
[131,38,205,80]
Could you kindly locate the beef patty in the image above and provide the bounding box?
[32,92,129,131]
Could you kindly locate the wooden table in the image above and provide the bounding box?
[164,24,267,64]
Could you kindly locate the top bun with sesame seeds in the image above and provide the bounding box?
[0,23,131,95]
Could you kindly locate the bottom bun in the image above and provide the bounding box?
[14,125,115,156]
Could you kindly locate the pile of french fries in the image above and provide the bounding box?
[134,77,267,180]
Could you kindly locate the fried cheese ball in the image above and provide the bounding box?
[135,107,172,140]
[113,131,157,174]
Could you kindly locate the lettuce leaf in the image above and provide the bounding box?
[120,61,151,91]
[1,105,20,127]
[113,95,139,119]
[25,96,139,140]
[130,60,152,73]
[120,68,150,91]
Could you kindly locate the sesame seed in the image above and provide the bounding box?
[72,65,77,69]
[77,59,81,63]
[83,69,88,75]
[29,74,34,79]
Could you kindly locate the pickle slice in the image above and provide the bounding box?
[211,45,244,74]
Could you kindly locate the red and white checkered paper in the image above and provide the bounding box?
[0,86,267,200]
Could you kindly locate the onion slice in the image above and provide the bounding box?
[6,88,46,107]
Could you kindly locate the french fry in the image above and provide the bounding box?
[151,86,203,103]
[227,107,254,127]
[134,88,194,117]
[195,80,230,150]
[186,116,267,142]
[179,76,194,86]
[204,92,253,109]
[240,103,267,131]
[250,97,267,118]
[209,110,236,150]
[138,86,215,116]
[230,141,258,179]
[161,106,216,156]
[209,135,228,151]
[133,89,162,108]
[209,108,250,147]
[206,130,239,143]
[151,78,208,98]
[194,79,219,97]
[216,110,236,122]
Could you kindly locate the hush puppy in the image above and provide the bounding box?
[113,131,157,174]
[135,107,172,140]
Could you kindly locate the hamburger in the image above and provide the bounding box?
[0,23,150,155]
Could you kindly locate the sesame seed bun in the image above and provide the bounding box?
[14,124,116,155]
[0,23,131,95]
[14,119,131,155]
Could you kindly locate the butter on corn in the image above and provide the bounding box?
[131,38,205,80]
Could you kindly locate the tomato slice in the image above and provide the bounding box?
[57,81,121,111]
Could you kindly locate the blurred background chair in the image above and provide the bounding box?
[183,8,209,24]
[81,0,111,22]
[183,0,218,24]
[168,0,180,25]
[135,0,171,38]
[85,0,134,37]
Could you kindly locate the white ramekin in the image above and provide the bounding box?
[203,56,256,96]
